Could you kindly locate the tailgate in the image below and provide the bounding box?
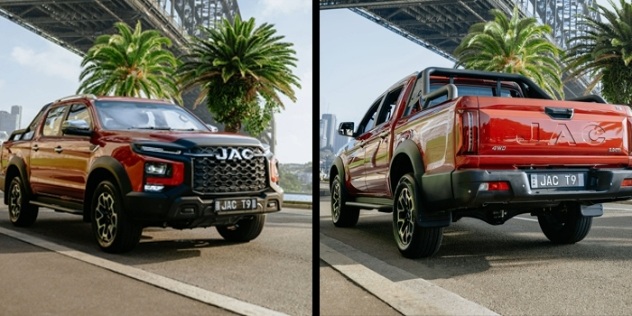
[476,97,631,166]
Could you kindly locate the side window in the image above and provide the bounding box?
[358,97,383,135]
[42,106,68,137]
[376,86,403,125]
[67,103,92,127]
[23,105,48,140]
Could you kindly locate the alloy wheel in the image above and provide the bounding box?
[95,192,117,244]
[331,181,341,221]
[8,182,21,221]
[396,187,415,246]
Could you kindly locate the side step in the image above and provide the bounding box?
[30,201,83,215]
[346,202,392,212]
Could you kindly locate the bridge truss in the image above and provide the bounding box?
[320,0,601,97]
[0,0,277,151]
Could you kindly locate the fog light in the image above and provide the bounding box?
[144,184,164,192]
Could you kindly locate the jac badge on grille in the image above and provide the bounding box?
[215,148,255,160]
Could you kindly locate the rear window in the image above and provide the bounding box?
[427,84,521,107]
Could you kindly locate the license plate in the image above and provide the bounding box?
[530,173,584,189]
[215,198,258,212]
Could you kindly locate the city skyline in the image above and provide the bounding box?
[0,105,22,138]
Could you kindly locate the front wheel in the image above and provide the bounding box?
[393,174,443,258]
[330,175,359,227]
[8,177,38,227]
[217,215,266,242]
[538,203,592,244]
[91,180,142,253]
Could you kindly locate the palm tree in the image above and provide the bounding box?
[77,21,180,103]
[454,7,564,99]
[177,15,300,135]
[564,0,632,105]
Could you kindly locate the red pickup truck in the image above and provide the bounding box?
[1,95,282,253]
[330,67,632,258]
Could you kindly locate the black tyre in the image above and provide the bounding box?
[538,203,592,244]
[393,174,443,258]
[7,177,38,227]
[330,175,360,227]
[217,214,266,242]
[91,180,142,253]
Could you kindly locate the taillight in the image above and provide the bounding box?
[461,111,478,154]
[478,181,510,191]
[622,179,632,187]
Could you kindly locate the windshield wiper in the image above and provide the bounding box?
[129,126,172,130]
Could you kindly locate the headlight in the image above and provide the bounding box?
[145,162,169,176]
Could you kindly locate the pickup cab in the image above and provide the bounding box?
[330,67,632,258]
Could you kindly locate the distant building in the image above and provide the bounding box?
[11,105,21,130]
[321,114,336,151]
[0,106,20,135]
[320,113,351,154]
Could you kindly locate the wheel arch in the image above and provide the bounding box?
[329,156,346,191]
[389,140,425,196]
[4,157,31,205]
[83,157,133,222]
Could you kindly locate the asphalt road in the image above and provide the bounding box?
[320,198,632,315]
[0,204,312,315]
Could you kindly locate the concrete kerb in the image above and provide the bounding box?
[282,201,312,209]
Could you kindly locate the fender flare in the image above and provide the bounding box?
[329,156,347,192]
[84,156,133,221]
[88,156,133,194]
[390,139,451,227]
[389,139,425,188]
[4,156,32,204]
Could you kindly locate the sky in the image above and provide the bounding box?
[0,0,312,164]
[320,0,615,127]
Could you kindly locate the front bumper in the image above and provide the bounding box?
[124,187,283,228]
[422,168,632,211]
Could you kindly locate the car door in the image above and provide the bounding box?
[346,97,383,194]
[29,105,69,197]
[58,103,95,201]
[365,85,404,195]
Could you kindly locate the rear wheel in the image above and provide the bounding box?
[538,203,592,244]
[393,174,443,258]
[217,215,266,242]
[91,180,142,253]
[8,177,38,227]
[330,175,359,227]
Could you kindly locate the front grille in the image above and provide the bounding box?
[191,146,268,194]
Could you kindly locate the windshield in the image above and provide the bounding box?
[95,101,208,131]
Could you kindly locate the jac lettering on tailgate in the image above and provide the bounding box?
[515,123,606,145]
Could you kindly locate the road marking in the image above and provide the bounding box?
[0,227,288,316]
[320,234,499,316]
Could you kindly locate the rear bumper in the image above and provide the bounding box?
[423,168,632,210]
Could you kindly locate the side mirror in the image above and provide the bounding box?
[338,122,355,137]
[206,124,218,132]
[62,119,92,136]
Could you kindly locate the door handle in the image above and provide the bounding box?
[379,132,389,139]
[54,146,63,153]
[31,145,39,151]
[358,141,366,147]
